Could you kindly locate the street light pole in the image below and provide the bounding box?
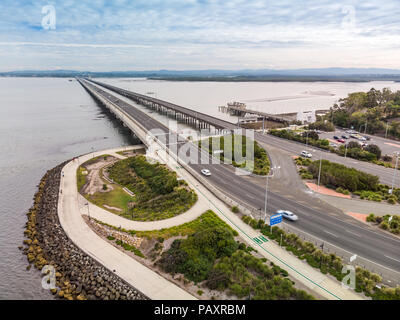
[385,122,389,139]
[317,156,323,191]
[344,143,348,159]
[264,166,280,224]
[391,152,399,193]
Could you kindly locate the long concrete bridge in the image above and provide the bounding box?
[77,78,400,286]
[87,78,237,132]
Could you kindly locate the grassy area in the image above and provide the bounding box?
[241,215,400,300]
[76,166,87,192]
[97,210,235,239]
[106,155,197,221]
[94,210,313,299]
[86,185,134,216]
[198,134,270,175]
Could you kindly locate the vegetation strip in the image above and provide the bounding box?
[93,211,313,300]
[241,216,400,300]
[198,134,270,175]
[184,179,343,300]
[295,157,400,205]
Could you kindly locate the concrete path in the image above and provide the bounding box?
[58,146,196,300]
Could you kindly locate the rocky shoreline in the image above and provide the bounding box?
[21,161,148,300]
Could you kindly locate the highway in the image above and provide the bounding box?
[79,78,400,278]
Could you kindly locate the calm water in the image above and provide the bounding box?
[1,77,400,299]
[0,78,135,299]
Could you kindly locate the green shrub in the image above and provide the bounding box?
[231,206,239,213]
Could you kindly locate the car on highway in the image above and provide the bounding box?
[201,169,211,176]
[337,138,345,143]
[277,210,298,221]
[300,151,312,158]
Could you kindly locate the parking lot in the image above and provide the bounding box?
[318,128,400,157]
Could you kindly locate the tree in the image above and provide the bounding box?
[364,144,382,159]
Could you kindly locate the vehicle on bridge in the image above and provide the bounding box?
[201,169,211,176]
[277,210,298,221]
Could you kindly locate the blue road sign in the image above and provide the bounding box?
[270,214,282,226]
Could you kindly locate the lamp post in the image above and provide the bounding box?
[385,122,389,139]
[317,152,323,191]
[264,166,281,224]
[85,202,90,221]
[390,152,399,193]
[305,131,309,148]
[344,143,348,159]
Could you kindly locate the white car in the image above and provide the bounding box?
[301,151,312,158]
[277,210,299,221]
[201,169,211,176]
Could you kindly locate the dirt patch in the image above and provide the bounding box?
[82,156,119,195]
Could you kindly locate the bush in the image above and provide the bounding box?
[231,206,239,213]
[307,159,380,192]
[366,214,376,223]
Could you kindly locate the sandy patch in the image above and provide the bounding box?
[305,182,351,199]
[346,212,367,223]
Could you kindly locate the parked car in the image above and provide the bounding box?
[277,210,298,221]
[201,169,211,176]
[342,135,349,139]
[329,142,337,147]
[301,151,312,158]
[359,136,367,141]
[333,135,339,140]
[337,138,345,143]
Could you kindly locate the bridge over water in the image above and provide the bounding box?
[77,78,400,282]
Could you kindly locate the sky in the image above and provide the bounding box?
[0,0,400,71]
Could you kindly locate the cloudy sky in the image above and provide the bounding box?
[1,0,400,71]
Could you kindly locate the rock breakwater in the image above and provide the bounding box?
[21,161,148,300]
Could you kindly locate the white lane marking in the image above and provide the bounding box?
[323,230,339,238]
[384,255,400,263]
[245,193,256,200]
[345,229,362,237]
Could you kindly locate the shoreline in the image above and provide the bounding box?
[21,160,148,300]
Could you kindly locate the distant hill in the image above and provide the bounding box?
[2,68,400,81]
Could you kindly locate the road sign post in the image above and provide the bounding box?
[269,213,282,233]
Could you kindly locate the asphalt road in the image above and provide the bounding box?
[80,79,400,274]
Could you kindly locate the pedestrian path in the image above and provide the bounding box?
[58,146,196,300]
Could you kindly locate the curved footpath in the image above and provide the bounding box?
[59,147,196,300]
[60,145,363,300]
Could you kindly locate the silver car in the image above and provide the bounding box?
[201,169,211,176]
[277,210,299,221]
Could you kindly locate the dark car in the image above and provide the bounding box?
[342,135,349,139]
[333,136,339,140]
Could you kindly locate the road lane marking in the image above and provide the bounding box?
[323,230,339,238]
[384,255,400,263]
[345,229,362,237]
